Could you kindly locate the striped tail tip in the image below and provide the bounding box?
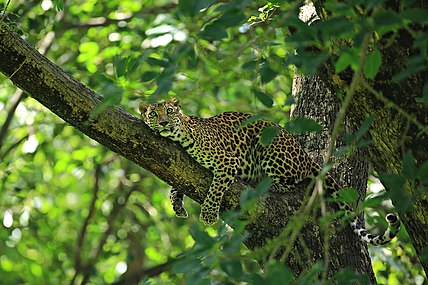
[352,213,400,246]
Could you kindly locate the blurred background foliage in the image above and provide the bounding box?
[0,0,427,284]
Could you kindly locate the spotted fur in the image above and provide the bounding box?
[139,98,400,245]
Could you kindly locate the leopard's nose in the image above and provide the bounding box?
[159,121,168,127]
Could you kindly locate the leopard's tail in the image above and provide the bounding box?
[325,175,400,245]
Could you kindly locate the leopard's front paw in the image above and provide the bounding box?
[169,188,188,219]
[199,204,219,226]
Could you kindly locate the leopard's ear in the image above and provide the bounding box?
[169,97,180,107]
[138,102,148,115]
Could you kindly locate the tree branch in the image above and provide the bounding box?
[0,23,212,205]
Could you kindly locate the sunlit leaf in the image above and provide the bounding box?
[336,49,359,73]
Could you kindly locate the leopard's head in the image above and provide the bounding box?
[139,97,182,137]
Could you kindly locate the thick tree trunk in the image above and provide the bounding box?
[292,74,376,282]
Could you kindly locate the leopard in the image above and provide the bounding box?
[139,97,400,245]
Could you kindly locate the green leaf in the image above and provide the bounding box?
[220,259,243,280]
[199,25,228,40]
[155,79,173,94]
[380,173,405,193]
[242,60,257,70]
[417,159,428,184]
[373,10,403,36]
[199,10,246,40]
[171,258,201,274]
[185,271,211,285]
[336,49,359,73]
[332,268,369,285]
[79,42,99,55]
[91,84,123,117]
[147,57,169,68]
[252,88,274,107]
[260,127,280,146]
[141,71,158,82]
[178,0,215,16]
[114,56,128,78]
[337,188,359,203]
[361,195,384,209]
[189,225,216,248]
[255,177,272,194]
[379,173,414,212]
[285,118,323,134]
[213,9,246,28]
[345,116,374,144]
[420,246,428,262]
[317,16,353,39]
[283,95,295,106]
[297,261,323,284]
[402,151,417,180]
[239,178,271,210]
[265,260,294,285]
[364,49,382,79]
[238,114,265,129]
[260,62,278,84]
[415,82,428,106]
[401,8,428,25]
[54,0,64,11]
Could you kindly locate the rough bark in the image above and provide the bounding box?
[292,74,376,282]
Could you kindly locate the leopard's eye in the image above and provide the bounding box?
[166,107,174,114]
[148,111,157,118]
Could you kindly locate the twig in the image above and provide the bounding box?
[0,0,12,24]
[273,178,317,263]
[318,33,371,283]
[0,134,28,161]
[79,183,136,285]
[70,164,102,285]
[323,35,371,164]
[8,57,27,79]
[0,89,24,152]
